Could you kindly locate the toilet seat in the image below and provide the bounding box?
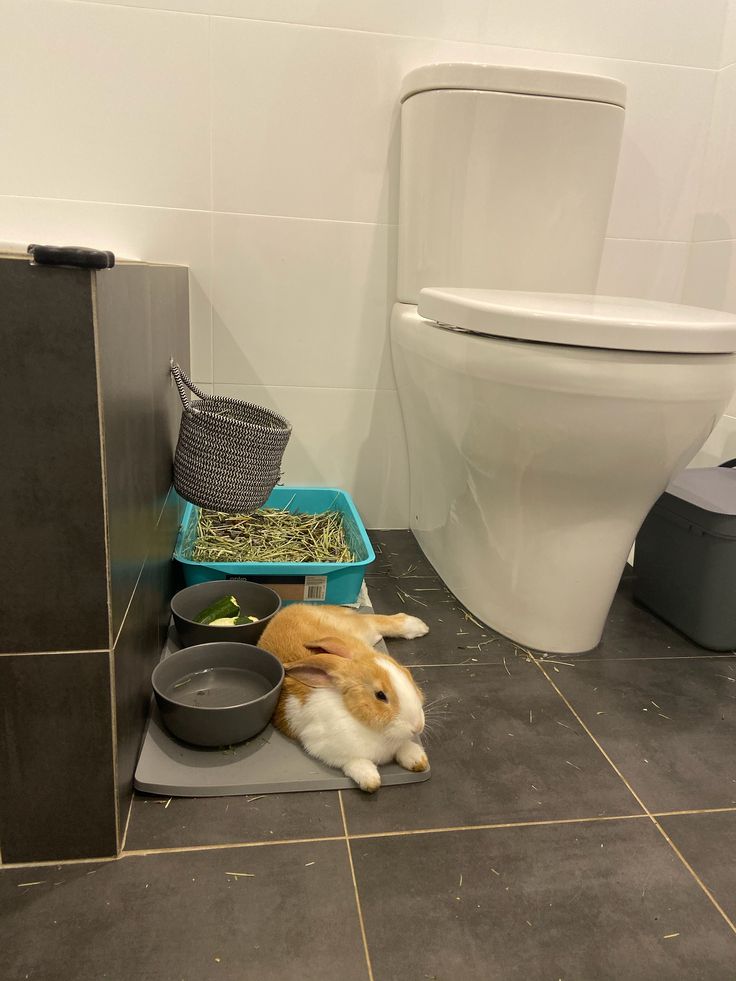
[418,287,736,354]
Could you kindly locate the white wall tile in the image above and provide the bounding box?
[692,64,736,241]
[681,239,736,416]
[212,213,396,390]
[0,0,210,209]
[207,0,726,69]
[211,17,715,241]
[721,0,736,65]
[215,383,410,526]
[82,0,207,11]
[597,239,690,302]
[688,413,736,466]
[600,62,715,242]
[682,240,736,311]
[211,19,420,222]
[0,195,213,382]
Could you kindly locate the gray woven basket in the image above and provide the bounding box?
[170,362,292,513]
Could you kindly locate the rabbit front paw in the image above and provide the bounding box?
[344,758,381,793]
[396,741,429,772]
[397,614,429,639]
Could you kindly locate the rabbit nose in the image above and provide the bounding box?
[411,713,425,736]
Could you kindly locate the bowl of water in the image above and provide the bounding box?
[151,642,284,747]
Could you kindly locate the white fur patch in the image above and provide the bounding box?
[398,614,429,639]
[284,691,399,768]
[379,658,424,734]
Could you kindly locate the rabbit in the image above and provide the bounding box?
[258,603,430,792]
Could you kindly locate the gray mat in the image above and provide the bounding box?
[134,598,431,797]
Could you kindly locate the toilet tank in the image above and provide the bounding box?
[397,64,626,303]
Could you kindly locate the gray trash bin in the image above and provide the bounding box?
[633,464,736,651]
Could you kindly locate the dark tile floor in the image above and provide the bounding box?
[2,530,736,980]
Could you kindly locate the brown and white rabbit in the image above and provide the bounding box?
[258,604,429,792]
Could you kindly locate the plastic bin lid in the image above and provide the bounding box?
[657,467,736,539]
[666,468,736,515]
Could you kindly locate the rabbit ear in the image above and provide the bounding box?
[304,636,353,659]
[285,654,347,688]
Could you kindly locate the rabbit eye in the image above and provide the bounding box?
[375,690,388,702]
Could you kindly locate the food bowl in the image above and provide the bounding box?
[152,642,284,747]
[170,580,281,649]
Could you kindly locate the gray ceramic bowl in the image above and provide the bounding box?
[171,580,281,649]
[152,642,284,747]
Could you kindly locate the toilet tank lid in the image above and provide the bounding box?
[400,63,626,107]
[418,288,736,354]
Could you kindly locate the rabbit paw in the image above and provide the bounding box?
[396,741,429,772]
[397,614,429,639]
[344,758,381,793]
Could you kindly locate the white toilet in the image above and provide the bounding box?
[391,64,736,654]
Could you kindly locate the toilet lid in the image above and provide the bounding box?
[418,288,736,354]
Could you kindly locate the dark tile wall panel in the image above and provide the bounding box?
[0,258,108,654]
[150,265,190,514]
[114,488,181,830]
[94,264,156,639]
[0,651,117,863]
[95,263,189,642]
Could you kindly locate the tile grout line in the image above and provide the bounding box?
[4,806,736,870]
[652,806,736,818]
[120,794,136,854]
[532,656,736,937]
[0,193,396,228]
[90,271,121,850]
[347,813,651,840]
[338,792,375,981]
[123,834,345,859]
[72,0,720,73]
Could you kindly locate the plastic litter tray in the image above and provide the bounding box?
[173,486,375,605]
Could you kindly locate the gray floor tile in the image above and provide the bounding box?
[366,575,511,666]
[570,578,720,661]
[546,657,736,812]
[367,530,437,578]
[125,790,343,851]
[352,821,736,981]
[658,811,736,924]
[0,840,367,981]
[342,661,641,835]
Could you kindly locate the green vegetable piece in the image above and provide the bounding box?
[210,616,239,626]
[193,595,240,624]
[233,615,260,625]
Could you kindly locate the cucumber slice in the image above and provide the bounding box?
[234,615,260,625]
[210,616,239,626]
[193,595,240,624]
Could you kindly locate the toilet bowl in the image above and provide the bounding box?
[391,294,736,653]
[391,64,736,652]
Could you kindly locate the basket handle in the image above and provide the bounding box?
[170,360,210,412]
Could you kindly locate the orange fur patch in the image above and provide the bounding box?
[258,603,421,733]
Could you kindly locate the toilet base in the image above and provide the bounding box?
[392,303,736,654]
[412,522,628,655]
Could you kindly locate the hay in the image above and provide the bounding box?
[190,506,354,564]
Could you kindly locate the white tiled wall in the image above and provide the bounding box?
[683,0,736,464]
[0,0,731,524]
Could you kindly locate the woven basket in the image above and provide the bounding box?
[170,361,292,513]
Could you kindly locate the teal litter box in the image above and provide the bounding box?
[173,486,375,605]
